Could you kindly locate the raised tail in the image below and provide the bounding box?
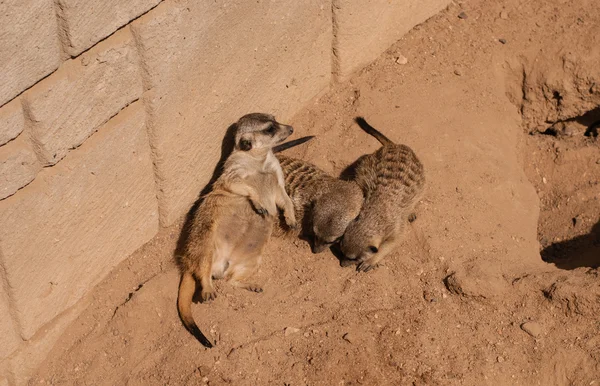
[177,271,214,348]
[273,135,315,153]
[354,117,394,146]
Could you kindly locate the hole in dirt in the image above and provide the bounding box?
[511,63,600,270]
[539,107,600,137]
[552,90,563,107]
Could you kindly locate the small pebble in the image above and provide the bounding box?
[395,55,408,65]
[284,327,300,336]
[458,11,468,19]
[596,159,600,164]
[542,177,547,184]
[454,69,463,76]
[499,38,507,44]
[497,356,505,363]
[500,10,509,19]
[521,321,543,338]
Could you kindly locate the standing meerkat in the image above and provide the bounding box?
[176,113,296,348]
[340,117,425,272]
[275,154,364,253]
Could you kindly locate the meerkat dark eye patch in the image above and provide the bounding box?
[264,123,277,136]
[239,138,252,151]
[368,246,378,253]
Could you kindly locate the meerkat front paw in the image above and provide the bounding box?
[245,284,263,293]
[408,212,417,223]
[357,260,379,272]
[201,287,217,302]
[284,212,298,229]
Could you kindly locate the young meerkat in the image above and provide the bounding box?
[275,154,364,253]
[340,117,425,272]
[176,113,296,348]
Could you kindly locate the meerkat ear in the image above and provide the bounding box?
[238,137,253,151]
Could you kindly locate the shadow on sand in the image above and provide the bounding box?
[541,219,600,270]
[174,122,238,266]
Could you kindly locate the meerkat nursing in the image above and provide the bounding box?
[340,117,425,272]
[275,154,364,253]
[176,113,296,347]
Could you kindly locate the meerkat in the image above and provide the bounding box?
[176,113,297,347]
[274,154,364,253]
[340,117,425,272]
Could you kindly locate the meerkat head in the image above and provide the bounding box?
[310,181,364,254]
[340,208,393,261]
[234,113,293,152]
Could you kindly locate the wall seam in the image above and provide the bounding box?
[0,1,164,110]
[129,22,166,227]
[0,244,26,343]
[52,0,71,61]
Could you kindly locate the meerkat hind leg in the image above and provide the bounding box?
[224,259,263,293]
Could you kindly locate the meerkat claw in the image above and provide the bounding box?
[357,261,377,272]
[246,284,263,293]
[201,289,217,302]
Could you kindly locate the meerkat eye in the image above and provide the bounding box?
[264,124,277,135]
[239,138,252,151]
[368,246,378,253]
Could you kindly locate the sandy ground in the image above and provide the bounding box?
[30,0,599,384]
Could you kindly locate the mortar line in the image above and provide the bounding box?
[0,0,164,110]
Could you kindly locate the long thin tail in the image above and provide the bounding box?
[177,271,214,348]
[354,117,394,146]
[273,135,315,153]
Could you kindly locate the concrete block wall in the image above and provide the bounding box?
[0,0,448,383]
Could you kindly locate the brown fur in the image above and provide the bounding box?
[340,117,425,272]
[275,154,364,253]
[176,113,296,347]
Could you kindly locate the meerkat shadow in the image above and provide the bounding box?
[175,122,238,303]
[329,242,356,268]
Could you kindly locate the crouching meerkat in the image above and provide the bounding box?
[176,113,297,347]
[275,154,364,253]
[340,117,425,272]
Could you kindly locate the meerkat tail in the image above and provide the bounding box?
[177,271,213,348]
[354,117,394,146]
[273,136,315,153]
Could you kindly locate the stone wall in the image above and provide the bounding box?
[0,0,448,383]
